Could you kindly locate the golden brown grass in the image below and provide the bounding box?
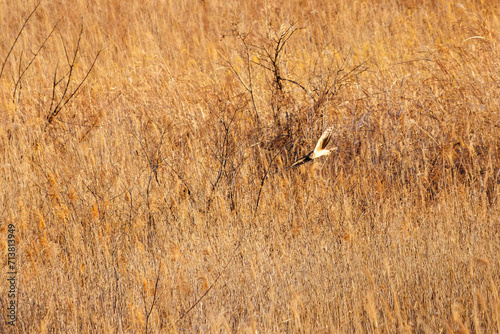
[1,0,499,332]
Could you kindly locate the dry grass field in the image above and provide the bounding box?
[1,0,500,332]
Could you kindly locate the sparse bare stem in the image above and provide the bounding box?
[0,1,42,81]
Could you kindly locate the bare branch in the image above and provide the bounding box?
[0,1,42,81]
[144,271,161,334]
[253,141,289,217]
[175,243,241,325]
[46,18,102,126]
[12,17,62,100]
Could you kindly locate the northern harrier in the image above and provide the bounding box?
[290,126,337,168]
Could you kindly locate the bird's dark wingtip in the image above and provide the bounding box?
[289,154,312,168]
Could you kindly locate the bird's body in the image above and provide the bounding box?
[291,126,337,168]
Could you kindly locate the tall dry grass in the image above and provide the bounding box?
[1,0,499,332]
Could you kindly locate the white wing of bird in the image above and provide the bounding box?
[290,126,337,168]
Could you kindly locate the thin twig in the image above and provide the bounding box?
[145,271,161,334]
[253,142,289,217]
[46,18,102,126]
[0,1,42,81]
[12,17,62,100]
[175,243,241,324]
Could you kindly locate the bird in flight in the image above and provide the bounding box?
[290,126,337,168]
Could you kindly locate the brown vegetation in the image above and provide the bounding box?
[1,0,499,332]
